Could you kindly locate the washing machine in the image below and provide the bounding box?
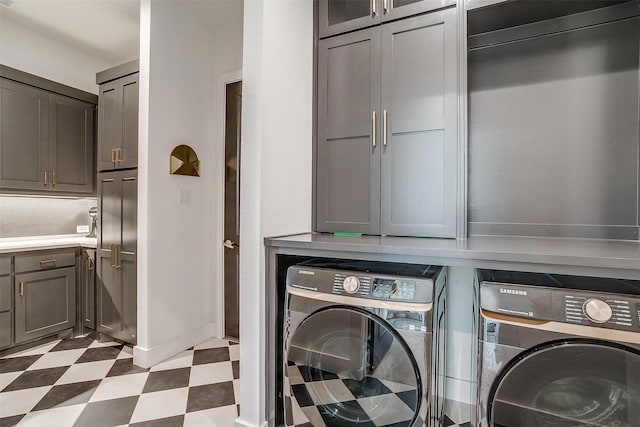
[283,259,447,427]
[476,269,640,427]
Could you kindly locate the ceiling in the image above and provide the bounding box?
[0,0,243,64]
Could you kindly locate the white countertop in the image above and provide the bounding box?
[0,234,97,253]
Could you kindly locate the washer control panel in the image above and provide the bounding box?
[342,276,360,294]
[560,293,637,331]
[371,278,416,301]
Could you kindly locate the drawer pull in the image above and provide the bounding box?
[88,257,94,271]
[114,245,121,270]
[19,282,24,296]
[39,259,57,266]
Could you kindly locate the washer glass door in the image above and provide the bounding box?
[490,341,640,427]
[286,306,421,426]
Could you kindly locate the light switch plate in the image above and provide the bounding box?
[77,225,90,233]
[178,189,191,205]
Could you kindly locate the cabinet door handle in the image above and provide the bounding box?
[111,148,117,163]
[114,245,121,269]
[52,171,56,187]
[88,257,94,271]
[383,110,388,146]
[43,171,47,187]
[383,0,389,14]
[39,259,57,266]
[371,0,377,16]
[116,148,122,163]
[110,244,116,268]
[372,111,377,147]
[19,282,24,296]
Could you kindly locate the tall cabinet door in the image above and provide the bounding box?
[49,94,94,194]
[0,78,49,190]
[380,9,457,237]
[98,80,121,171]
[317,27,382,234]
[97,171,137,344]
[118,74,139,169]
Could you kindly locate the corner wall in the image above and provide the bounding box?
[237,1,313,426]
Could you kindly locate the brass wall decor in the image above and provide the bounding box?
[170,145,200,177]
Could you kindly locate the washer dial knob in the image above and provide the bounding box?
[343,276,360,294]
[583,299,612,323]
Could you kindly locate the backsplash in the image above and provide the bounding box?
[0,196,96,238]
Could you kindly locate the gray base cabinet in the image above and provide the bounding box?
[0,71,96,195]
[14,267,76,344]
[316,8,458,237]
[97,170,137,344]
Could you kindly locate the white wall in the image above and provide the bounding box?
[136,0,242,367]
[237,1,313,426]
[0,17,111,94]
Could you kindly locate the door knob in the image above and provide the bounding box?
[224,239,238,249]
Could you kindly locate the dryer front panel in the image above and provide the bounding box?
[284,306,426,427]
[488,340,640,427]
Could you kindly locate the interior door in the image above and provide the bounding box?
[224,80,242,341]
[490,340,640,426]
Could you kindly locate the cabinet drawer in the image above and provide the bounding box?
[0,311,10,349]
[15,250,76,273]
[0,257,10,275]
[0,276,11,312]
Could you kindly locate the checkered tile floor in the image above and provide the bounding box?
[0,336,239,426]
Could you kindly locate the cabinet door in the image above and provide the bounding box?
[380,9,457,237]
[96,248,120,339]
[319,0,381,39]
[0,78,49,191]
[83,250,96,329]
[381,0,456,22]
[119,252,136,344]
[98,80,121,171]
[118,74,139,169]
[98,173,120,251]
[317,27,382,234]
[49,94,95,194]
[14,267,76,344]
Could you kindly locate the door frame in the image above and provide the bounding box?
[214,69,242,339]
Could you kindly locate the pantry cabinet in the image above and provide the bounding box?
[316,8,457,237]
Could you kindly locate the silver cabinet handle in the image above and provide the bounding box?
[19,282,24,296]
[372,111,377,147]
[383,110,388,146]
[383,0,389,14]
[43,171,47,187]
[372,0,377,16]
[52,171,56,187]
[224,239,239,249]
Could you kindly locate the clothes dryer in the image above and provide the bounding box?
[476,270,640,427]
[283,259,447,427]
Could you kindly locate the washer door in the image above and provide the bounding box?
[286,306,421,426]
[489,340,640,427]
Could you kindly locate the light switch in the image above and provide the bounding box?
[178,189,191,205]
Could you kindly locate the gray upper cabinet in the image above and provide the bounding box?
[0,78,49,191]
[49,94,95,193]
[318,0,456,39]
[98,72,139,171]
[0,76,95,195]
[96,170,137,344]
[316,8,458,237]
[380,9,457,237]
[317,27,381,234]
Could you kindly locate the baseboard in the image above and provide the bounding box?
[133,322,217,368]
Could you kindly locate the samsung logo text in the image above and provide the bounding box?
[500,288,527,296]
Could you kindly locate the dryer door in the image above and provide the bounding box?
[285,306,422,427]
[489,340,640,427]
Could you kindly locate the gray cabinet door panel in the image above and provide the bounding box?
[120,254,136,343]
[98,174,120,250]
[119,74,139,169]
[98,81,120,171]
[317,28,381,234]
[318,0,380,39]
[0,311,10,349]
[0,276,11,312]
[96,249,119,337]
[120,172,138,254]
[83,250,96,329]
[0,79,48,190]
[49,94,94,193]
[382,0,456,23]
[0,257,10,275]
[15,267,76,344]
[380,9,457,237]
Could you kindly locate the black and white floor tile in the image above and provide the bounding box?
[0,336,240,427]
